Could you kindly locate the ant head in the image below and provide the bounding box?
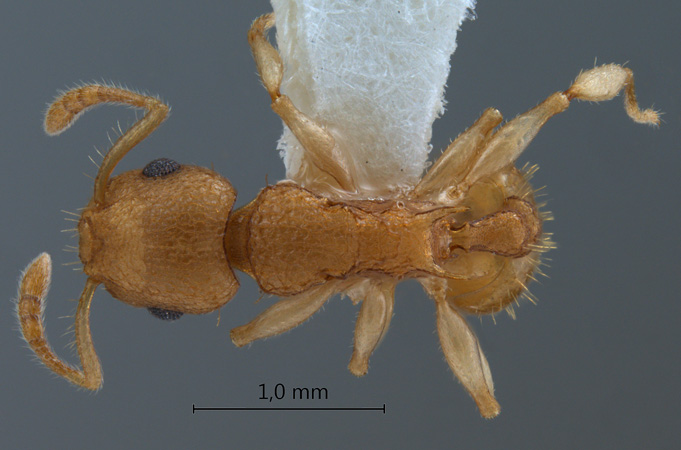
[15,86,243,391]
[78,158,239,314]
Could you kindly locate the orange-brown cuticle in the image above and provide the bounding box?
[444,197,542,259]
[77,212,96,268]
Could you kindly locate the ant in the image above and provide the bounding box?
[16,13,658,418]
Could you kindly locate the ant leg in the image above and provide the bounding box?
[566,64,660,124]
[414,108,503,201]
[348,279,396,377]
[16,254,103,390]
[249,14,356,192]
[436,300,500,419]
[460,64,659,187]
[414,63,661,195]
[230,282,338,347]
[45,84,169,205]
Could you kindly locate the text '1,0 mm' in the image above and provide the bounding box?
[259,383,329,402]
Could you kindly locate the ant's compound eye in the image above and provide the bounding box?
[147,307,183,321]
[142,158,181,178]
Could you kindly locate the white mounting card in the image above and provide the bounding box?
[271,0,476,196]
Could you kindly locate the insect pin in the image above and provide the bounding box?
[16,11,658,418]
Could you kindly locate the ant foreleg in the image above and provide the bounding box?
[249,14,356,192]
[230,282,338,347]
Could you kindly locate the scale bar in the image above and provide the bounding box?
[193,404,386,414]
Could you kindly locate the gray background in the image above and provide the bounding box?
[2,1,679,448]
